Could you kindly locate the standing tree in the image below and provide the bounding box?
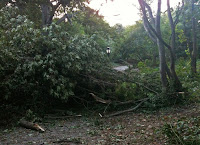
[1,0,88,27]
[138,0,182,93]
[191,0,197,74]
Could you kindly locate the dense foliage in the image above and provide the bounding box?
[0,0,199,127]
[163,116,200,144]
[0,7,109,112]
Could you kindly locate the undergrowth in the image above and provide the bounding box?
[162,116,200,145]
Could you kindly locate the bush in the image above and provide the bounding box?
[115,82,142,101]
[176,59,200,101]
[0,7,108,111]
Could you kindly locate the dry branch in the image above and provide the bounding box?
[89,93,111,104]
[106,98,149,117]
[19,120,45,132]
[116,97,149,106]
[44,115,82,119]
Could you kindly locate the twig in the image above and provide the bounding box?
[44,115,82,119]
[103,102,111,113]
[135,82,159,95]
[116,97,149,106]
[105,98,149,117]
[169,123,185,145]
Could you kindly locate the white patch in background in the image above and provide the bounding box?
[88,0,182,26]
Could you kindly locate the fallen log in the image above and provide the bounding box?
[19,120,45,132]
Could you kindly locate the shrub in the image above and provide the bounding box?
[115,82,142,101]
[0,7,108,111]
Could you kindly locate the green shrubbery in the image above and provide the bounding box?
[163,116,200,145]
[176,58,200,101]
[0,7,108,111]
[115,82,141,101]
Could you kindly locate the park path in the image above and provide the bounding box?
[113,65,130,72]
[113,65,139,72]
[0,105,199,145]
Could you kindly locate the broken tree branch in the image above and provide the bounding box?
[44,115,82,120]
[89,93,111,104]
[19,120,45,132]
[106,98,149,117]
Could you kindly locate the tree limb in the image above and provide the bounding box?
[105,98,149,117]
[138,0,172,52]
[174,0,184,26]
[19,120,45,132]
[143,17,157,43]
[143,1,155,26]
[56,13,72,24]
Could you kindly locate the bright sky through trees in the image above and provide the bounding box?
[89,0,182,26]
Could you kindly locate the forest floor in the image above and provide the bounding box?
[0,104,199,145]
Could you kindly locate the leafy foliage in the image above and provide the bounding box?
[115,82,142,101]
[0,6,108,111]
[163,117,200,145]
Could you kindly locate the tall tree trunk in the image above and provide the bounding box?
[138,0,169,92]
[156,0,168,92]
[191,0,197,74]
[167,0,182,89]
[138,0,183,92]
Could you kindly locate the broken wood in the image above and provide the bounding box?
[19,120,45,132]
[89,93,111,104]
[106,98,149,117]
[116,97,149,106]
[44,114,82,119]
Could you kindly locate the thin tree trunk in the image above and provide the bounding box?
[138,0,168,92]
[167,0,182,89]
[191,0,197,74]
[155,0,168,92]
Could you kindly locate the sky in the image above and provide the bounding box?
[88,0,182,26]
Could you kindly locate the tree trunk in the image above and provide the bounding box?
[167,0,182,89]
[191,0,197,74]
[156,0,168,92]
[138,0,169,92]
[41,4,53,26]
[138,0,183,92]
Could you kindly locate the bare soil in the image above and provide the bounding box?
[0,104,199,145]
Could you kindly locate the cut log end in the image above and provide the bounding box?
[19,120,45,132]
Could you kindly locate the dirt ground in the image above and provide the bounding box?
[0,104,199,145]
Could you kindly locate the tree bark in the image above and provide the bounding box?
[191,0,197,74]
[19,120,45,132]
[41,4,53,26]
[138,0,182,92]
[156,0,168,92]
[139,0,169,92]
[167,0,182,89]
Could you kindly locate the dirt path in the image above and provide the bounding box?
[0,105,199,145]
